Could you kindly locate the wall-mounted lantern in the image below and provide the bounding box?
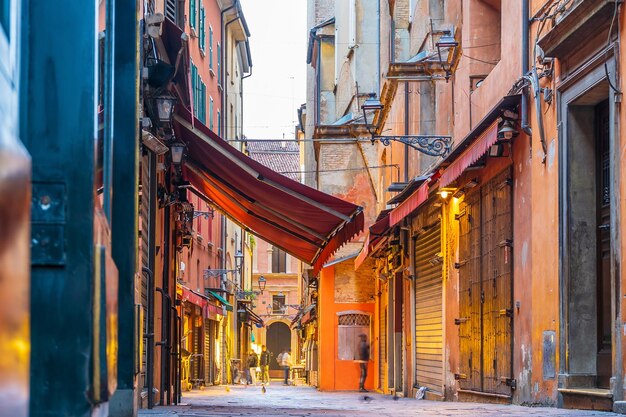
[258,275,267,294]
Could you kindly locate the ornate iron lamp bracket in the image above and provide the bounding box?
[372,135,452,157]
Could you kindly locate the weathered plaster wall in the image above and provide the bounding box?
[319,263,376,391]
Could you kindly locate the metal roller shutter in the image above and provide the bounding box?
[414,223,443,395]
[379,283,387,392]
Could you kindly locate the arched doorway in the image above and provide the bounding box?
[266,321,291,377]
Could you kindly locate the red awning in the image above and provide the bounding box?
[354,232,371,270]
[162,18,190,108]
[389,181,429,226]
[173,109,364,276]
[439,121,498,188]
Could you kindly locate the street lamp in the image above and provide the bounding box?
[149,91,177,126]
[258,275,267,294]
[234,250,244,272]
[170,141,186,166]
[360,93,452,157]
[435,30,459,81]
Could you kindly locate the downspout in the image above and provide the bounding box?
[377,0,381,92]
[241,40,252,143]
[404,82,409,182]
[520,0,531,137]
[220,0,238,138]
[143,268,155,408]
[224,6,243,142]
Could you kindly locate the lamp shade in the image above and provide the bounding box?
[234,249,244,269]
[361,93,384,112]
[436,32,458,48]
[258,275,267,293]
[170,142,185,165]
[155,93,177,124]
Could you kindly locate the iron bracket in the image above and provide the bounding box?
[371,135,452,157]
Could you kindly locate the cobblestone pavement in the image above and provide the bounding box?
[138,383,621,417]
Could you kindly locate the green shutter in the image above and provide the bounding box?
[190,0,196,29]
[217,43,221,85]
[209,27,213,70]
[199,7,205,51]
[191,64,196,118]
[201,83,206,124]
[209,98,213,130]
[217,111,221,137]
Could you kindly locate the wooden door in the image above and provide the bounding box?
[457,168,513,395]
[458,189,482,391]
[481,169,513,395]
[267,322,291,376]
[596,99,611,388]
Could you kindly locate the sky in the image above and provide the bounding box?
[239,0,307,140]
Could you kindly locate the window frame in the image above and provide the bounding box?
[337,311,371,361]
[272,294,286,314]
[272,246,287,273]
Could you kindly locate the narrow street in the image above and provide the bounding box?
[139,384,620,417]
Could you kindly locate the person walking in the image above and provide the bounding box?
[357,334,370,392]
[246,350,259,385]
[259,345,270,384]
[278,348,291,385]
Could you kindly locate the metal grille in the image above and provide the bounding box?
[338,314,370,326]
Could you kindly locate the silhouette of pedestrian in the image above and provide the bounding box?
[357,334,370,392]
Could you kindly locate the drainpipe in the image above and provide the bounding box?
[521,0,532,136]
[224,5,242,142]
[241,41,252,144]
[404,82,409,182]
[143,267,155,408]
[221,0,238,138]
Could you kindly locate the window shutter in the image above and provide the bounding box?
[190,0,196,29]
[199,7,205,51]
[209,27,213,69]
[209,97,213,130]
[217,111,221,137]
[217,43,221,85]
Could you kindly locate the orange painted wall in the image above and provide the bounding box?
[318,265,375,391]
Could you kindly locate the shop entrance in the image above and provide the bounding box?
[266,321,291,378]
[561,84,613,391]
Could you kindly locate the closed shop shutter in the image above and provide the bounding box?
[203,319,213,385]
[191,308,203,384]
[414,223,443,395]
[379,283,387,391]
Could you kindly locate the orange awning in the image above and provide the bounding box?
[173,109,364,276]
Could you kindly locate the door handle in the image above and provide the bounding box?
[598,224,610,231]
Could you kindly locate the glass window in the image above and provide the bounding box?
[272,295,286,314]
[337,313,370,360]
[272,247,286,273]
[199,7,205,51]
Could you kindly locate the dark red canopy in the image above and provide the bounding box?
[173,108,364,275]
